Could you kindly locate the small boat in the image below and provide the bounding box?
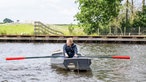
[51,52,91,71]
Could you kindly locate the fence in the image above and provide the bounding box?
[34,21,64,35]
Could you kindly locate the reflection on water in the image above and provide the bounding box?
[0,43,146,82]
[51,66,93,77]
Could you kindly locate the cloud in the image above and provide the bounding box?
[0,0,78,24]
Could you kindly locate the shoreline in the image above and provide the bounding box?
[0,35,146,44]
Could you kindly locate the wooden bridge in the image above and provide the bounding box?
[0,35,146,44]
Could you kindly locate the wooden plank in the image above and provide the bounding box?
[0,35,146,44]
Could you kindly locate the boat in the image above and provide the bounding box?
[51,52,91,71]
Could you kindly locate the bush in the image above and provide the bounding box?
[3,18,14,23]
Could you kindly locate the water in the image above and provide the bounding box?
[0,43,146,82]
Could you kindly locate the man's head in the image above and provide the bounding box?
[66,38,73,46]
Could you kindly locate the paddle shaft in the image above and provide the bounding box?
[6,55,130,60]
[85,56,130,59]
[6,56,64,60]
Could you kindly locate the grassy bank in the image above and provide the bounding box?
[0,23,86,35]
[49,24,86,35]
[0,23,34,35]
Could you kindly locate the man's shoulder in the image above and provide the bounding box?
[72,43,77,47]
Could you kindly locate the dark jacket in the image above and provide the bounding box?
[63,43,78,58]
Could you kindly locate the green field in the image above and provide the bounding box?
[0,23,34,35]
[49,24,86,35]
[0,23,86,35]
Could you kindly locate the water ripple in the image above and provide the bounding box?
[0,43,146,82]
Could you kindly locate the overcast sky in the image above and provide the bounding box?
[0,0,78,24]
[0,0,144,24]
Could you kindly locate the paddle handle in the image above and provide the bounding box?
[6,57,25,60]
[112,56,130,59]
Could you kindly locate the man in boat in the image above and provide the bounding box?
[63,38,78,58]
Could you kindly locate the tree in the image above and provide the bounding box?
[131,0,134,14]
[75,0,123,35]
[133,6,146,28]
[117,0,137,34]
[3,18,14,23]
[142,0,145,12]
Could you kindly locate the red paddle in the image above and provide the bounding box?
[6,57,25,60]
[112,56,130,59]
[5,55,130,61]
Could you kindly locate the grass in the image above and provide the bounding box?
[0,23,34,35]
[0,23,87,36]
[49,24,86,36]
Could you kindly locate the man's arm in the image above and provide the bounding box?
[63,44,68,57]
[73,45,78,57]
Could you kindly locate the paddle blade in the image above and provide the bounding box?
[112,56,130,59]
[6,57,25,60]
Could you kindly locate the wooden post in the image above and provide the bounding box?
[109,27,111,34]
[138,26,141,35]
[124,27,126,35]
[98,28,100,35]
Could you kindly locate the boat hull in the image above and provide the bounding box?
[51,52,91,71]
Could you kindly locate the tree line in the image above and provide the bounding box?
[75,0,146,35]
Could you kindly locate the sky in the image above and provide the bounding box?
[0,0,144,24]
[0,0,78,24]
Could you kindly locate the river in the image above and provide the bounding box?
[0,43,146,82]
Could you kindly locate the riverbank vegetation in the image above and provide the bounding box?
[75,0,146,35]
[0,23,34,35]
[0,0,146,36]
[0,23,86,35]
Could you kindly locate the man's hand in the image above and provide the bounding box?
[65,53,69,58]
[74,54,78,57]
